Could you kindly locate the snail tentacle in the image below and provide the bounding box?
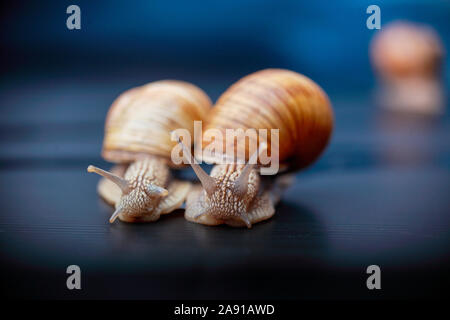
[172,132,217,196]
[89,80,212,223]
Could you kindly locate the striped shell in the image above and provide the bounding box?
[204,69,333,171]
[102,80,211,165]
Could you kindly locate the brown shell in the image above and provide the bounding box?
[203,69,333,171]
[370,21,443,79]
[102,80,212,165]
[184,186,275,227]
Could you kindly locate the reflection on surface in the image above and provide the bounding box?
[188,201,327,251]
[375,78,445,115]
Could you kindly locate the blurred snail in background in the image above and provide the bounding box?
[176,69,334,228]
[370,21,445,114]
[88,81,211,223]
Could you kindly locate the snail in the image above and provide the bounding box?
[175,69,333,228]
[88,80,212,223]
[370,21,444,114]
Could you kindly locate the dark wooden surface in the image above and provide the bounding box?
[0,74,449,299]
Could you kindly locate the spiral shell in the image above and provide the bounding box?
[102,80,212,165]
[203,69,333,171]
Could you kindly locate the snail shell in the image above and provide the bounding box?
[203,68,333,171]
[88,80,212,223]
[178,69,333,228]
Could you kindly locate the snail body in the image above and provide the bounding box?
[370,21,444,114]
[88,80,211,223]
[183,162,285,228]
[177,69,333,228]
